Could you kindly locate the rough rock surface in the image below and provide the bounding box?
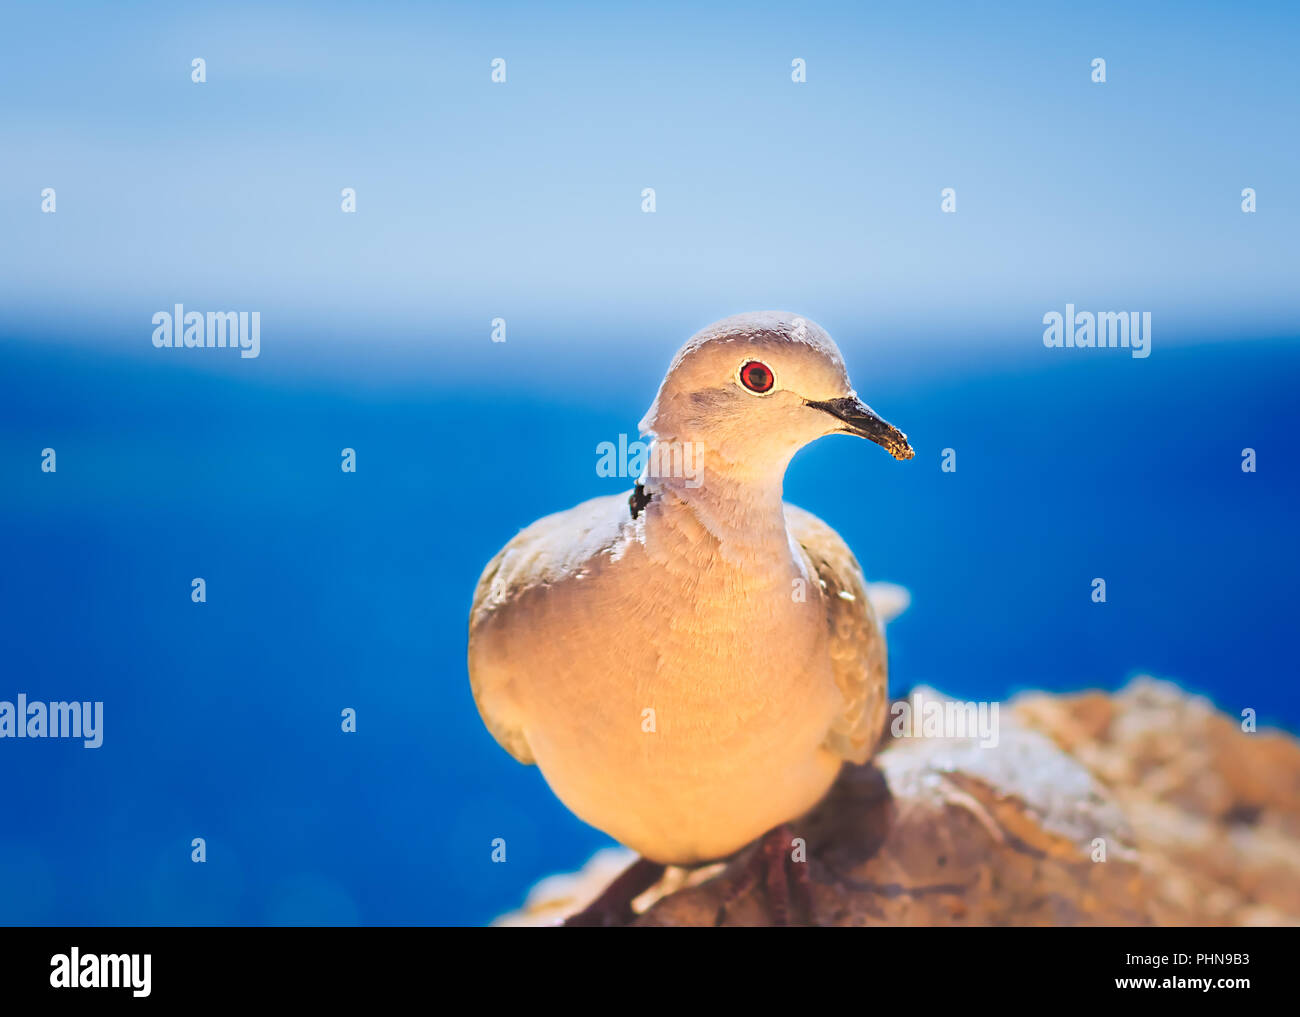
[495,677,1300,926]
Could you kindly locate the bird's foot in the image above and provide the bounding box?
[562,856,666,927]
[715,823,814,926]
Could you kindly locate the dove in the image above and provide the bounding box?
[468,311,913,924]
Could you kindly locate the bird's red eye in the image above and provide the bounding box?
[739,361,774,393]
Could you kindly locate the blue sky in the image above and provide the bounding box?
[2,0,1296,363]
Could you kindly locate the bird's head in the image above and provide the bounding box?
[639,312,914,483]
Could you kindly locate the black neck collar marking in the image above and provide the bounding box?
[629,484,652,520]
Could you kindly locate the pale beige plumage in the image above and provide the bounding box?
[784,504,889,765]
[467,312,912,865]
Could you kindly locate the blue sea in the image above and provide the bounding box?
[1,330,1296,925]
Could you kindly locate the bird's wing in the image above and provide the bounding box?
[467,493,631,765]
[785,503,890,765]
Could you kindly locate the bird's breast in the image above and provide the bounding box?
[510,526,844,862]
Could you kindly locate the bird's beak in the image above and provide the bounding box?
[806,395,914,460]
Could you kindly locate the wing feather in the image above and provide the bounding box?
[785,504,890,765]
[467,493,631,765]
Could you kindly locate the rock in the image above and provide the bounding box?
[495,677,1300,926]
[1014,677,1300,926]
[491,847,727,927]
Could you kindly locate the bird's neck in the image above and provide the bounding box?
[641,438,794,563]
